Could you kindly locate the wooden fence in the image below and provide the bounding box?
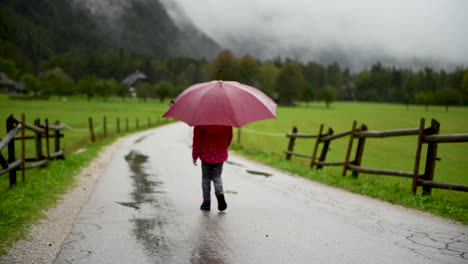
[284,118,468,195]
[1,114,171,188]
[0,114,64,188]
[88,116,169,142]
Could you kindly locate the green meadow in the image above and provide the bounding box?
[0,96,467,252]
[239,101,468,187]
[0,94,170,154]
[0,94,172,252]
[235,101,468,222]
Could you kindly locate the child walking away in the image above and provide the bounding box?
[192,125,233,211]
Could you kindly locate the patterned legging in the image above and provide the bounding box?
[201,162,224,200]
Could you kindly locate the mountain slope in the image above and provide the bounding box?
[0,0,220,71]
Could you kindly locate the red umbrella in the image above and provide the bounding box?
[163,80,277,127]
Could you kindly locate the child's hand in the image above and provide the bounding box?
[193,158,198,166]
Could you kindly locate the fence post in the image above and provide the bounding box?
[422,119,440,195]
[285,126,298,160]
[21,114,26,182]
[54,120,61,156]
[412,118,425,193]
[310,124,324,168]
[117,117,120,133]
[34,118,44,160]
[89,117,95,143]
[237,128,241,145]
[148,117,151,128]
[103,116,107,137]
[45,118,50,159]
[317,127,333,169]
[6,115,17,187]
[126,118,129,132]
[352,124,368,178]
[342,120,357,176]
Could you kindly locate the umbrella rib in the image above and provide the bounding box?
[222,87,240,127]
[224,84,276,127]
[242,91,275,126]
[191,82,218,125]
[236,84,277,112]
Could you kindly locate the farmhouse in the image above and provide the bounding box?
[0,72,27,94]
[121,71,150,97]
[341,81,356,101]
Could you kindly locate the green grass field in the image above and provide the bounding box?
[0,94,170,154]
[235,102,468,212]
[0,96,467,253]
[0,94,173,252]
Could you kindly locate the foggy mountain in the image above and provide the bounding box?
[164,0,468,72]
[73,0,221,59]
[2,0,465,73]
[0,0,220,64]
[219,35,462,73]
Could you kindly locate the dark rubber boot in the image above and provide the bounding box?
[200,200,211,211]
[216,193,227,211]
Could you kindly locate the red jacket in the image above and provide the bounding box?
[192,125,233,164]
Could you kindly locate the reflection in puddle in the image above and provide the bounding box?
[133,218,167,248]
[124,151,162,203]
[124,150,172,262]
[190,214,234,264]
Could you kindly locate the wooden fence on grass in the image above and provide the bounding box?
[284,118,468,195]
[1,114,171,188]
[0,114,64,188]
[87,116,169,143]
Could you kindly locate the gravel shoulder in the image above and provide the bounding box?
[0,135,132,264]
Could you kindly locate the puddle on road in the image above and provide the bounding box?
[116,201,141,210]
[123,150,174,262]
[124,151,163,203]
[225,160,273,177]
[134,133,153,144]
[246,170,273,177]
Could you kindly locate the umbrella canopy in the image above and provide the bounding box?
[163,80,277,127]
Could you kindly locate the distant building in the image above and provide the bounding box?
[0,72,27,94]
[341,82,356,101]
[121,71,150,97]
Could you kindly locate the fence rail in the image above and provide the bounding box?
[87,116,170,143]
[284,118,468,195]
[424,134,468,143]
[0,114,64,187]
[1,114,172,188]
[354,128,419,138]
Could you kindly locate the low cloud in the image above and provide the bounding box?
[169,0,468,71]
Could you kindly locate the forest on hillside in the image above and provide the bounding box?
[0,0,467,107]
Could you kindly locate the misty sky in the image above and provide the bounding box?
[168,0,468,70]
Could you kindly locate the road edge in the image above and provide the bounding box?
[0,134,134,264]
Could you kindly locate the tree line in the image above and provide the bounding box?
[1,48,467,109]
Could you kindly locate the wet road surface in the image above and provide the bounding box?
[55,122,468,264]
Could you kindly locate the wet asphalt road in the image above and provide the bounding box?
[55,122,468,264]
